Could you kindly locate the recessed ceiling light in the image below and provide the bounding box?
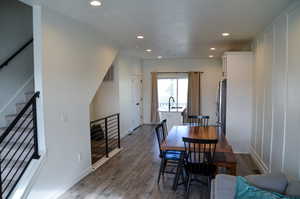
[145,49,152,52]
[157,56,162,59]
[209,55,214,58]
[210,47,216,50]
[90,0,102,6]
[222,33,230,37]
[136,35,144,39]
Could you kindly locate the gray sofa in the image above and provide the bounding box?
[211,173,300,199]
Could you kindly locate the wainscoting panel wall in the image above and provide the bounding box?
[271,14,287,173]
[285,5,300,178]
[251,2,300,179]
[262,26,273,168]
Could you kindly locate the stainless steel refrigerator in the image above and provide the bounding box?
[217,79,227,135]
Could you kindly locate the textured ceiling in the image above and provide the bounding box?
[41,0,293,59]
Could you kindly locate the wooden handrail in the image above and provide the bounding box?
[0,38,33,70]
[90,113,120,125]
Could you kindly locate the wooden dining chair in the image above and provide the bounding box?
[161,119,168,136]
[182,137,218,199]
[154,123,183,185]
[187,115,210,127]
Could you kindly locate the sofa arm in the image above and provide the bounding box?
[211,179,215,199]
[214,174,236,199]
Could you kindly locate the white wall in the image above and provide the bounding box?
[142,58,222,124]
[0,0,32,63]
[27,7,118,199]
[90,63,120,121]
[225,52,253,153]
[0,0,33,126]
[116,54,142,137]
[89,54,142,138]
[251,1,300,179]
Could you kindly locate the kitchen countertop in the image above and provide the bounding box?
[159,107,186,113]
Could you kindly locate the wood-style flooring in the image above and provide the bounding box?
[60,125,260,199]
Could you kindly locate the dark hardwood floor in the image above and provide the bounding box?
[60,125,260,199]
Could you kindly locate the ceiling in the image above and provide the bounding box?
[41,0,293,59]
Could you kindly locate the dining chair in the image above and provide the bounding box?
[182,137,218,199]
[161,119,168,136]
[154,123,183,185]
[187,115,210,127]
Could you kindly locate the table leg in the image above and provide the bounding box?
[228,163,237,176]
[172,153,184,190]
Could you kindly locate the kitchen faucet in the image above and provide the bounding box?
[168,96,175,112]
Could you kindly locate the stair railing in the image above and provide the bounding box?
[90,113,120,159]
[0,38,33,71]
[0,92,40,199]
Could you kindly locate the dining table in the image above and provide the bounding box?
[161,125,237,175]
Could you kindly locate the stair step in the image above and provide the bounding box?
[5,114,33,128]
[1,159,28,182]
[0,127,33,136]
[0,130,34,146]
[16,102,26,112]
[2,178,17,198]
[24,91,34,101]
[6,114,32,119]
[15,102,32,114]
[0,140,34,161]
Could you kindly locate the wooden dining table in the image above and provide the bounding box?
[161,125,237,175]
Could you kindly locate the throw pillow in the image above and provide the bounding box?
[235,176,292,199]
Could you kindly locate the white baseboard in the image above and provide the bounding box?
[92,148,123,170]
[250,146,268,174]
[11,152,47,199]
[49,166,93,199]
[50,148,122,198]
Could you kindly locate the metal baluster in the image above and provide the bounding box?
[117,114,120,148]
[0,162,3,199]
[105,118,109,158]
[32,94,40,159]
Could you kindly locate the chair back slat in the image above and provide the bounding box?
[187,115,210,127]
[182,137,218,165]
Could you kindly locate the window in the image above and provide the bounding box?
[157,73,188,111]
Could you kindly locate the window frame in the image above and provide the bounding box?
[157,73,188,111]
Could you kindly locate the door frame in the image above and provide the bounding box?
[130,74,143,129]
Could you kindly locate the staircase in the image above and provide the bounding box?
[0,91,40,199]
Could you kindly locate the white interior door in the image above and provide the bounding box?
[130,75,143,129]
